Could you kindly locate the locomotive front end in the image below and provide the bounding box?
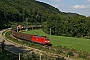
[44,38,50,45]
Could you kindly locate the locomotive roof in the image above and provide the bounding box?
[32,35,48,38]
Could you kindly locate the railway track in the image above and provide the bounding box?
[1,28,76,60]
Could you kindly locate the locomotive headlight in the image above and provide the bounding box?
[48,41,50,42]
[45,41,47,42]
[45,40,50,42]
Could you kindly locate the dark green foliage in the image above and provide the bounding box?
[43,13,90,38]
[56,48,63,54]
[1,41,5,53]
[0,0,60,29]
[79,51,88,59]
[22,51,39,60]
[56,46,63,54]
[0,48,18,60]
[1,0,90,39]
[67,51,74,57]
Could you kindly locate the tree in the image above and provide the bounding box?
[43,13,89,38]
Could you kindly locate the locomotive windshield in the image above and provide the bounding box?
[45,38,49,40]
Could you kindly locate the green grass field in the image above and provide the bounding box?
[23,29,90,53]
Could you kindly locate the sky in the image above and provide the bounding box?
[36,0,90,17]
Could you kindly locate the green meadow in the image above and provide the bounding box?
[23,29,90,53]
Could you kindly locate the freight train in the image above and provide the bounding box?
[12,29,51,45]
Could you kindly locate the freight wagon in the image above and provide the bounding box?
[12,30,51,45]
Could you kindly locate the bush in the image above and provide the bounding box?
[79,51,88,59]
[22,51,39,60]
[67,51,74,57]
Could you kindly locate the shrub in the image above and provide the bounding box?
[22,51,39,60]
[67,51,74,57]
[79,51,88,59]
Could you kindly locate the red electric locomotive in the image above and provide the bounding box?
[12,30,51,45]
[31,35,50,45]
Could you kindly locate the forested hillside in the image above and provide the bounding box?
[42,14,90,38]
[0,0,60,29]
[0,0,90,38]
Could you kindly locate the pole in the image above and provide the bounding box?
[17,26,18,32]
[26,18,28,31]
[50,28,51,42]
[50,28,51,35]
[19,53,20,60]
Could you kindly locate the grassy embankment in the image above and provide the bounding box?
[23,29,90,53]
